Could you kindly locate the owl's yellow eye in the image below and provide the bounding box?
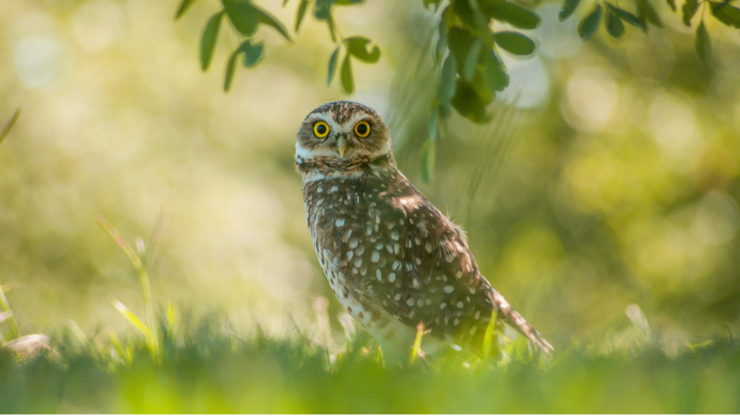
[313,121,330,138]
[354,121,371,138]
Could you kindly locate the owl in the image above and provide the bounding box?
[296,101,552,364]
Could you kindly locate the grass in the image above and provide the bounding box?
[1,217,739,413]
[0,321,738,413]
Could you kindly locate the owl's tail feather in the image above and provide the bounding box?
[490,290,554,353]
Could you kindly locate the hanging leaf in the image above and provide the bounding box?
[419,139,436,184]
[666,0,676,11]
[638,0,664,28]
[605,8,625,38]
[494,31,536,55]
[447,27,474,61]
[453,0,487,30]
[462,38,484,81]
[222,0,259,36]
[327,47,340,85]
[438,55,457,110]
[559,0,582,21]
[254,5,292,41]
[695,20,711,62]
[481,0,542,29]
[435,19,448,63]
[344,37,381,63]
[479,48,509,94]
[578,4,603,40]
[606,4,645,29]
[451,80,490,124]
[682,0,698,26]
[341,55,354,94]
[237,39,264,67]
[295,0,310,32]
[200,11,224,71]
[224,50,239,92]
[428,109,438,143]
[710,1,740,28]
[175,0,198,19]
[326,13,337,41]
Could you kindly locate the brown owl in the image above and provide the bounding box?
[296,101,552,364]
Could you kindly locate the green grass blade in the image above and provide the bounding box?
[110,297,151,339]
[96,215,144,273]
[0,108,21,146]
[482,309,498,360]
[0,281,21,340]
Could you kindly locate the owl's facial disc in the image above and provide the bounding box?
[296,104,391,164]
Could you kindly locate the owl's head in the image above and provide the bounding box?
[296,101,394,176]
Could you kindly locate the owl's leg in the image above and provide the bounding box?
[370,320,417,367]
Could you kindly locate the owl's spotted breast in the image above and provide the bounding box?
[303,167,499,353]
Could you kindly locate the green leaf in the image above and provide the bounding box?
[482,0,542,29]
[344,37,381,63]
[236,39,264,67]
[710,1,740,28]
[695,20,711,62]
[336,0,364,4]
[341,55,354,94]
[453,0,487,30]
[222,0,259,36]
[0,108,20,146]
[451,80,490,123]
[295,0,310,32]
[428,109,438,143]
[224,50,239,92]
[447,27,479,73]
[438,55,458,104]
[495,31,536,55]
[606,4,645,29]
[200,11,224,71]
[559,0,582,21]
[638,0,664,28]
[326,13,337,41]
[479,48,508,94]
[435,20,448,63]
[605,8,625,38]
[327,47,340,85]
[419,140,436,184]
[462,37,483,81]
[175,0,198,20]
[682,0,698,26]
[578,3,603,40]
[254,5,292,41]
[666,0,676,11]
[314,0,332,20]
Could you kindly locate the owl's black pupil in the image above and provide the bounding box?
[316,124,327,135]
[357,123,368,135]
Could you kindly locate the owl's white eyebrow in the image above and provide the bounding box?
[306,113,341,132]
[339,113,371,132]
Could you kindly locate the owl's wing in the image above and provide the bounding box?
[364,172,552,353]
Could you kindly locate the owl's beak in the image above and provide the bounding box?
[336,136,348,158]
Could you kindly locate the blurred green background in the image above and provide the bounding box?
[1,0,740,383]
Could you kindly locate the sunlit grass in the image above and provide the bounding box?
[96,214,164,362]
[0,312,738,413]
